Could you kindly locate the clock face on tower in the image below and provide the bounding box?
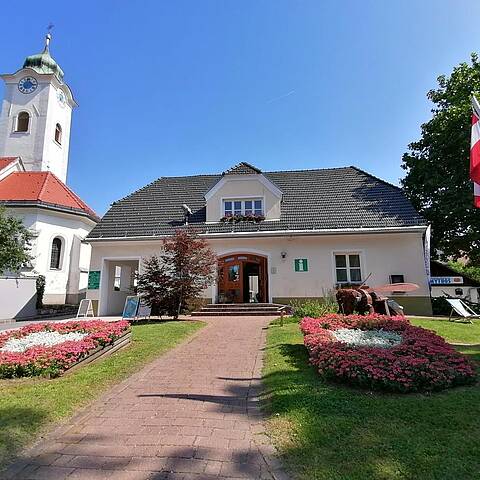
[56,89,66,107]
[18,76,38,94]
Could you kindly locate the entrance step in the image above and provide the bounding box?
[191,303,288,317]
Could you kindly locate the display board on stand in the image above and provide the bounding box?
[77,299,95,318]
[122,296,141,320]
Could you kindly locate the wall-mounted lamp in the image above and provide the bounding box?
[280,251,287,260]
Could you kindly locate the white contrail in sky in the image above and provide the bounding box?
[266,90,296,104]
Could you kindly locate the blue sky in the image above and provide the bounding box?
[2,0,480,214]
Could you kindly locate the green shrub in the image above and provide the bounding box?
[290,296,338,318]
[35,275,45,309]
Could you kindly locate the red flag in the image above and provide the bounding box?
[470,96,480,208]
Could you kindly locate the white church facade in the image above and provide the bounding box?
[0,35,98,306]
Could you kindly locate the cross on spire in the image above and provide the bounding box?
[45,23,54,49]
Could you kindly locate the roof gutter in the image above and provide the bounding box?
[85,225,428,243]
[1,200,99,223]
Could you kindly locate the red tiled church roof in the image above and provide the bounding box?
[0,156,19,170]
[0,171,98,221]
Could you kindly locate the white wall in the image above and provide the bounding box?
[6,207,95,304]
[0,158,24,180]
[87,230,430,314]
[0,276,37,320]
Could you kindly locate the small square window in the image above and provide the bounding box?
[335,253,362,284]
[245,200,253,215]
[390,274,405,284]
[254,200,263,215]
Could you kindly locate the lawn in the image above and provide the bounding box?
[411,317,480,344]
[263,320,480,480]
[0,320,204,468]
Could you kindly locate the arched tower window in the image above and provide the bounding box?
[50,237,62,269]
[55,123,62,144]
[15,112,30,132]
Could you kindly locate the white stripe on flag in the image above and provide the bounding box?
[474,182,480,195]
[473,96,480,118]
[473,120,480,146]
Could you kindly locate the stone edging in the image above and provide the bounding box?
[65,331,132,375]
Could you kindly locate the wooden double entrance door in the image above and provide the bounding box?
[217,254,268,304]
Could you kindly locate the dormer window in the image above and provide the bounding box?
[223,199,263,217]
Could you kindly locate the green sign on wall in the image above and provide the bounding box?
[88,271,101,290]
[294,259,308,272]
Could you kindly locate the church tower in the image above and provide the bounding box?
[0,34,76,183]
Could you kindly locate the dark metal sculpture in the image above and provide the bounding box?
[336,283,418,316]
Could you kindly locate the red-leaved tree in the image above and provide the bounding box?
[137,229,216,318]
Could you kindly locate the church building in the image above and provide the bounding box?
[0,34,98,305]
[86,162,433,316]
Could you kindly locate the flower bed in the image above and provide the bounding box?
[0,320,130,379]
[300,314,477,393]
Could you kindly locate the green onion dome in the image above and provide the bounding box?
[22,34,64,81]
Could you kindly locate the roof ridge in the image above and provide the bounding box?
[223,162,262,175]
[47,173,98,217]
[348,165,402,191]
[265,165,352,174]
[38,172,50,198]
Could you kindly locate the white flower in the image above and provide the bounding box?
[332,328,402,349]
[1,331,88,353]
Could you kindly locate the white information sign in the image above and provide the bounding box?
[76,299,95,318]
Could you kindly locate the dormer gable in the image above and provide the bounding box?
[205,162,282,222]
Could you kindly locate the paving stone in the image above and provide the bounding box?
[23,465,74,479]
[4,317,288,480]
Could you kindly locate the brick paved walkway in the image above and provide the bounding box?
[4,317,288,480]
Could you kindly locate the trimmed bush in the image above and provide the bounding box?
[300,314,477,393]
[0,320,130,378]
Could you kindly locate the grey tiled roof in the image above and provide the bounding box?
[87,166,426,239]
[223,162,262,175]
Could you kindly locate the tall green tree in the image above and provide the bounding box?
[0,207,33,274]
[401,53,480,263]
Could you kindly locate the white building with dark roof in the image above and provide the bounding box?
[86,162,433,316]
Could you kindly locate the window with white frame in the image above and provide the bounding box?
[50,237,63,270]
[335,253,362,284]
[113,266,122,291]
[223,199,263,217]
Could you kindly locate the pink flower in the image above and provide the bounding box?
[0,320,130,379]
[298,314,477,393]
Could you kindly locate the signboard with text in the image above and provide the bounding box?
[88,271,101,290]
[430,276,463,285]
